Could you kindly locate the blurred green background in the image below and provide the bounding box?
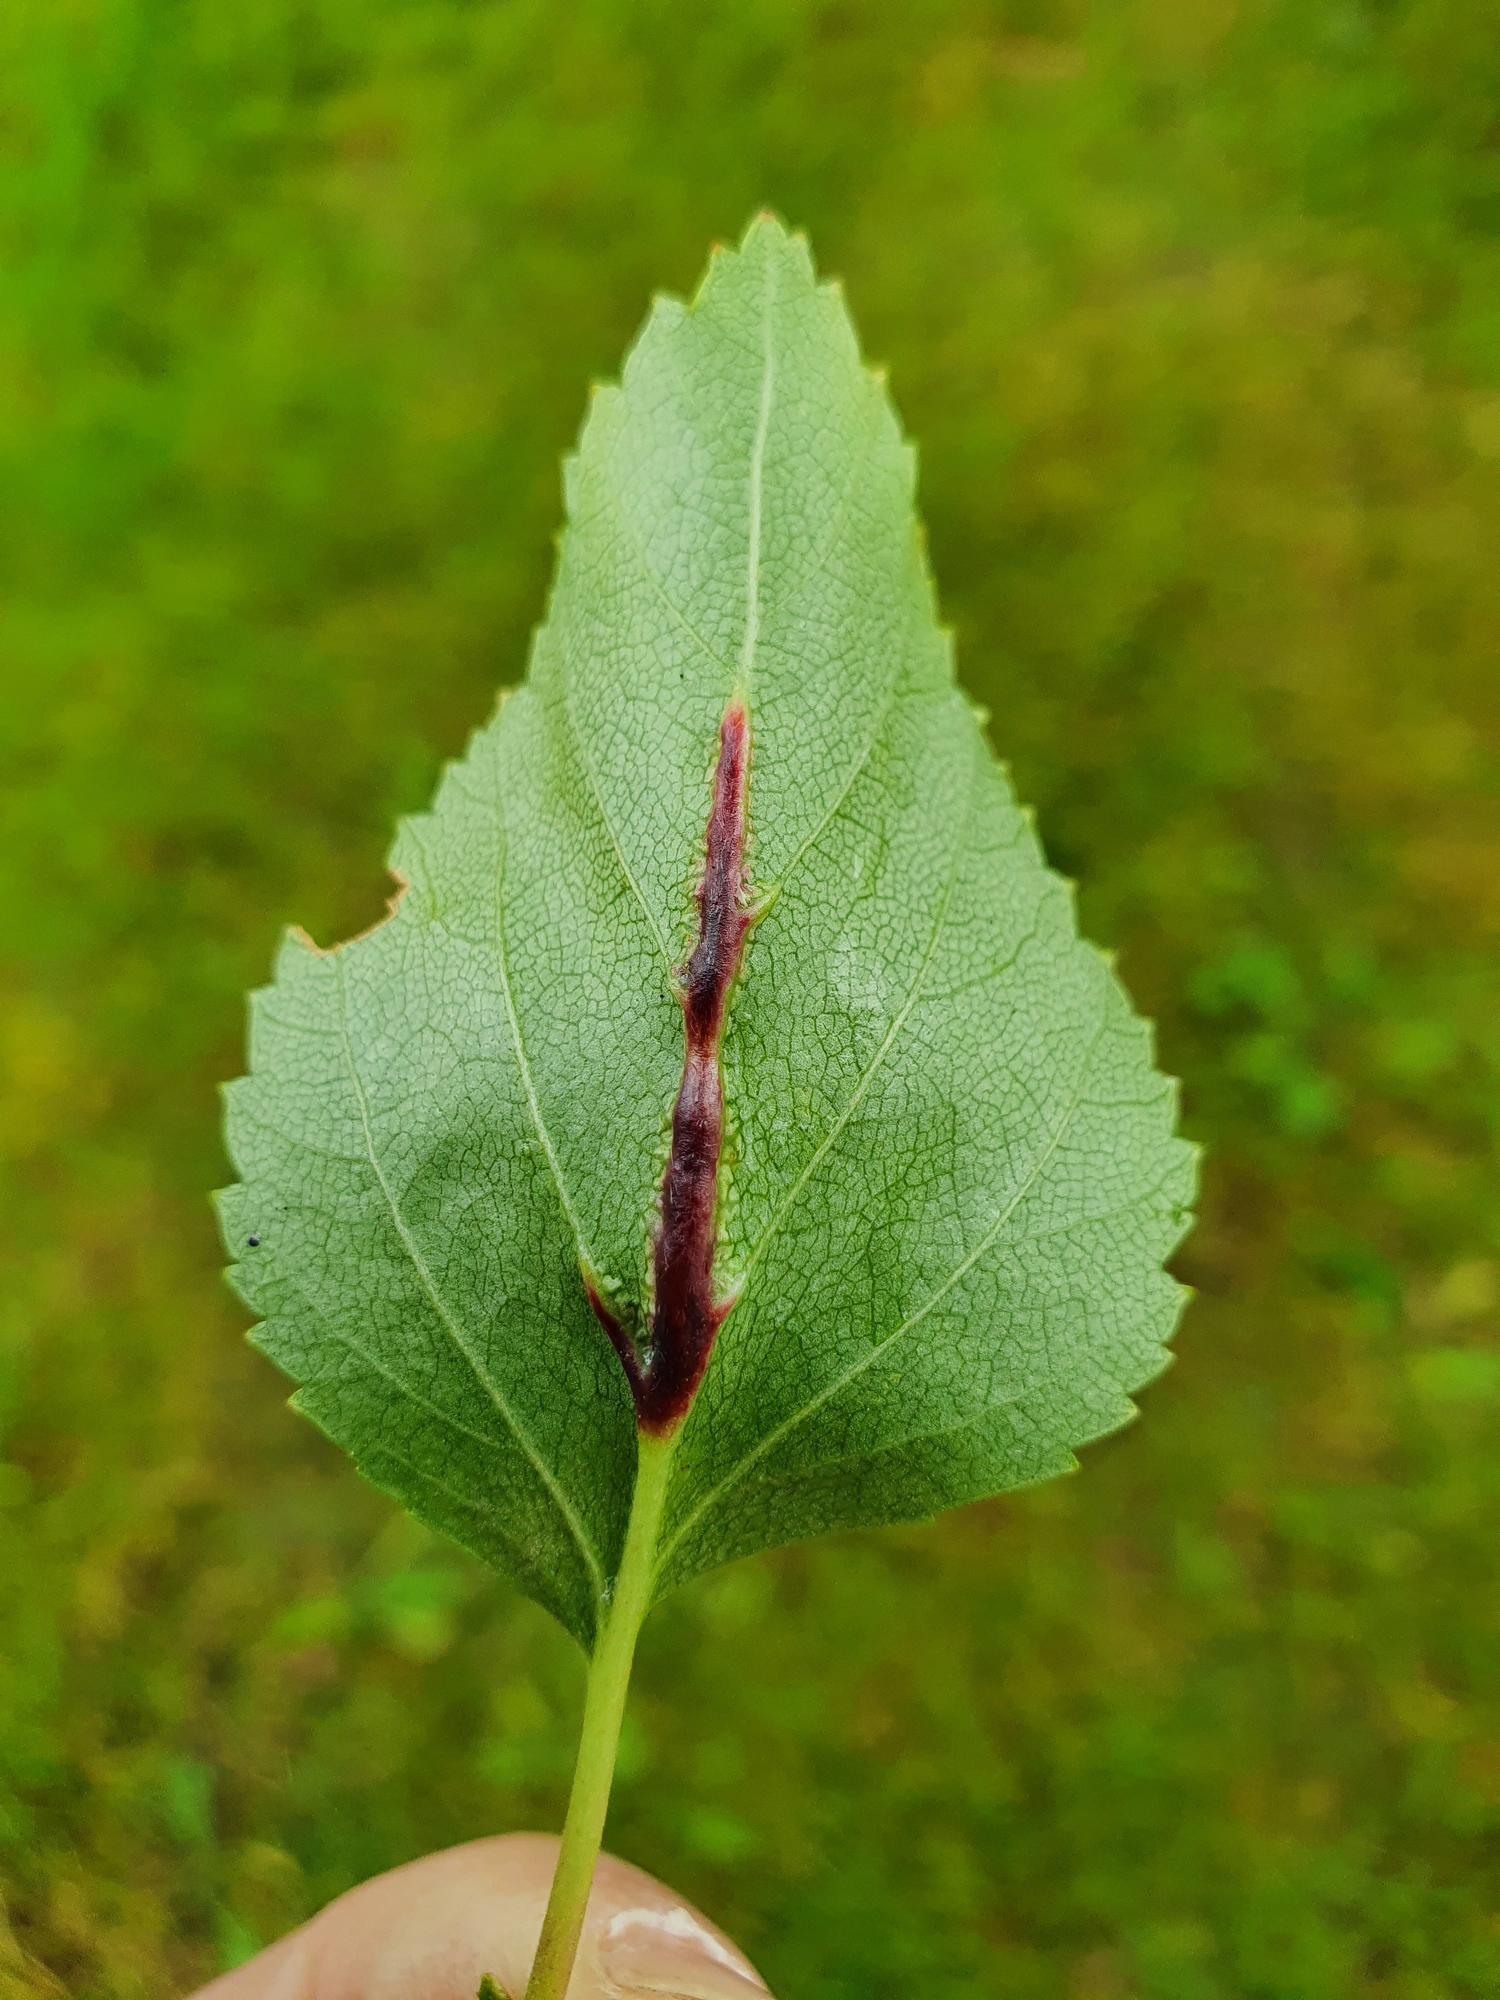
[2,1,1498,1994]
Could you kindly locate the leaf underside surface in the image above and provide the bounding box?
[219,217,1196,1651]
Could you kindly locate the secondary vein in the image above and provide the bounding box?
[489,760,602,1271]
[655,1008,1113,1577]
[736,728,983,1291]
[332,956,605,1597]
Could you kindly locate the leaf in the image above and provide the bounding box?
[219,216,1195,1651]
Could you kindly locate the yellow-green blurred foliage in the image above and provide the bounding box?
[1,2,1497,1994]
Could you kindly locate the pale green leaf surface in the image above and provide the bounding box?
[220,217,1195,1649]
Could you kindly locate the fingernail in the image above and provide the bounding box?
[597,1904,770,1998]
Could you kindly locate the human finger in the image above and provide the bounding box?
[188,1832,771,2000]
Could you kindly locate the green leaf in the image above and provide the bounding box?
[219,216,1195,1651]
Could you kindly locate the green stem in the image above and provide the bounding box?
[522,1429,675,2000]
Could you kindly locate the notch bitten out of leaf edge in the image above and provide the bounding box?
[218,206,1194,1649]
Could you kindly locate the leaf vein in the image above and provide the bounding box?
[331,956,605,1598]
[661,1005,1113,1576]
[735,729,985,1291]
[278,1271,547,1468]
[738,247,776,687]
[487,765,603,1279]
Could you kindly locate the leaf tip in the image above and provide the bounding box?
[741,207,818,275]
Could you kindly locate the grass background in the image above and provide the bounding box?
[2,1,1498,1994]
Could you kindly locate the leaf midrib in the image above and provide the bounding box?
[556,247,902,968]
[504,253,902,1320]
